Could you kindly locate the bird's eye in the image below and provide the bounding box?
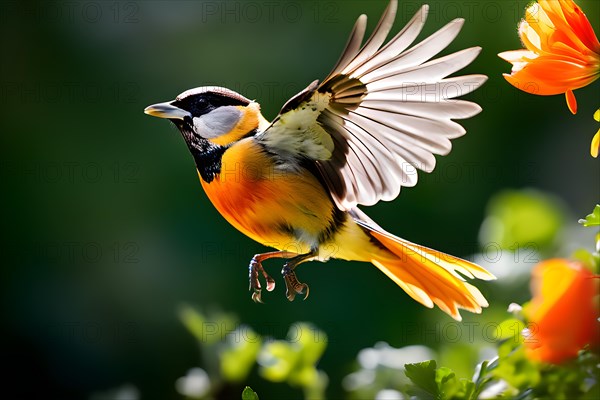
[172,95,213,117]
[191,98,212,116]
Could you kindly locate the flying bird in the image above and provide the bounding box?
[145,0,495,320]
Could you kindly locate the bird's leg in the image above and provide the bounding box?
[282,250,318,301]
[249,251,298,303]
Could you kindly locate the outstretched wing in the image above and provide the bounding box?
[257,0,487,211]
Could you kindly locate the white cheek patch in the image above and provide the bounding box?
[193,106,242,139]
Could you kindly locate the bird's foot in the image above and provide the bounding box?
[249,257,276,303]
[282,265,309,301]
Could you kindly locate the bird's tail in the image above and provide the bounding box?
[353,214,495,320]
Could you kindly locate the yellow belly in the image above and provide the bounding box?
[200,138,336,254]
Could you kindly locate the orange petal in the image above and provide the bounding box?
[498,50,539,74]
[538,0,599,58]
[524,4,554,51]
[501,0,600,106]
[565,89,577,114]
[561,0,600,52]
[526,259,600,364]
[504,56,599,95]
[498,50,538,63]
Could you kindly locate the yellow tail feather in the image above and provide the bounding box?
[368,228,495,321]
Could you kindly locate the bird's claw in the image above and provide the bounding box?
[249,254,312,303]
[283,268,310,301]
[251,289,264,303]
[264,275,276,292]
[249,258,275,303]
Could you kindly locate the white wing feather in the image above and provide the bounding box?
[258,0,487,210]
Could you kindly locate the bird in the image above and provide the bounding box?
[144,0,495,320]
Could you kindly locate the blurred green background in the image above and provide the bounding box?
[1,0,598,399]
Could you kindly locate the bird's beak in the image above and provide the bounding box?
[144,102,190,120]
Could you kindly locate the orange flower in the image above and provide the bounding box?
[499,0,600,114]
[524,259,599,364]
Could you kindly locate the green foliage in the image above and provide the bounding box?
[241,386,259,400]
[490,336,600,400]
[342,307,598,400]
[400,336,599,400]
[404,360,438,398]
[494,318,526,341]
[178,304,238,345]
[471,359,497,398]
[492,338,541,391]
[259,323,328,400]
[572,247,599,273]
[480,190,564,251]
[579,205,600,227]
[178,307,327,400]
[575,205,600,272]
[221,326,262,382]
[403,360,485,400]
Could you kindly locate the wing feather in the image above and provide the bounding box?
[346,110,450,158]
[257,0,486,210]
[365,47,482,88]
[324,15,368,84]
[322,109,405,198]
[359,99,482,120]
[341,116,417,192]
[360,19,466,82]
[365,75,487,102]
[352,5,429,78]
[339,0,398,76]
[319,110,396,200]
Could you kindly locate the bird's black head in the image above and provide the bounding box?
[144,86,261,148]
[145,87,265,183]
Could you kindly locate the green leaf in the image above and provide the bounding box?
[472,359,497,399]
[492,343,540,390]
[301,370,328,400]
[461,380,477,400]
[177,304,238,345]
[495,319,526,343]
[438,344,479,383]
[242,386,259,400]
[258,322,329,395]
[480,190,564,250]
[293,323,328,367]
[579,205,600,227]
[405,360,439,399]
[259,341,298,382]
[436,367,460,399]
[475,360,490,382]
[436,367,456,387]
[177,304,207,343]
[571,248,598,272]
[221,326,262,382]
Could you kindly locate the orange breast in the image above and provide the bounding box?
[200,138,335,254]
